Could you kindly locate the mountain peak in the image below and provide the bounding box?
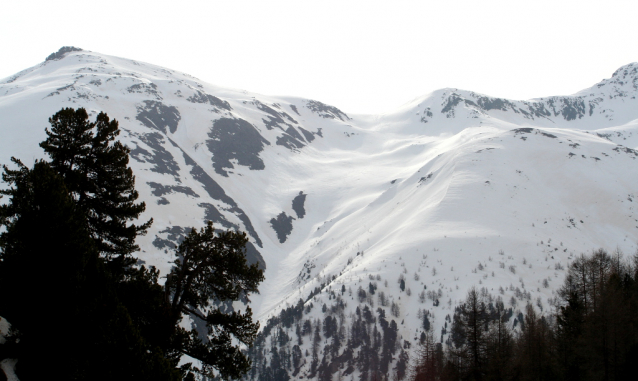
[611,62,638,78]
[45,46,84,62]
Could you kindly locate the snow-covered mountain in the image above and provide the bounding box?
[2,47,637,378]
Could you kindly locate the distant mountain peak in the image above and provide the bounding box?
[611,62,638,78]
[45,46,83,61]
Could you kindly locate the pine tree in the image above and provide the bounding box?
[556,290,585,381]
[484,297,514,381]
[449,287,489,380]
[0,159,97,377]
[394,350,409,381]
[0,160,179,380]
[515,304,556,381]
[412,330,439,381]
[164,221,265,379]
[1,108,265,380]
[39,107,151,274]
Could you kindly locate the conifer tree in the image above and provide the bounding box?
[0,160,98,374]
[39,107,151,274]
[449,287,489,380]
[1,108,264,380]
[484,297,513,381]
[412,330,439,381]
[0,160,179,380]
[163,221,265,379]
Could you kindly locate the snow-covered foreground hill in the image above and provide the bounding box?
[1,47,637,379]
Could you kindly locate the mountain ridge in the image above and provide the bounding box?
[1,47,637,379]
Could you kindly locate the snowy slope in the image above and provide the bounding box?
[1,48,638,374]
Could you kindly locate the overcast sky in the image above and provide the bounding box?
[2,0,637,114]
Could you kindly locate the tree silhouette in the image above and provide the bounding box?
[164,222,264,379]
[40,107,151,275]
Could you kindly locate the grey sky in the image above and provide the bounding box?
[2,0,637,114]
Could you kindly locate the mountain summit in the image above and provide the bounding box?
[1,48,637,379]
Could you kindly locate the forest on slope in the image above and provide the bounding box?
[247,249,638,381]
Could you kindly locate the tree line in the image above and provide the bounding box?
[244,277,411,381]
[411,249,638,381]
[0,108,263,380]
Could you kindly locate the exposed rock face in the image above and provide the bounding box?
[136,101,181,133]
[269,212,294,243]
[207,118,270,176]
[187,90,232,111]
[292,192,307,219]
[45,46,83,61]
[306,100,350,121]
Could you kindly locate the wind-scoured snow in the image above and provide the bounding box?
[1,48,638,363]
